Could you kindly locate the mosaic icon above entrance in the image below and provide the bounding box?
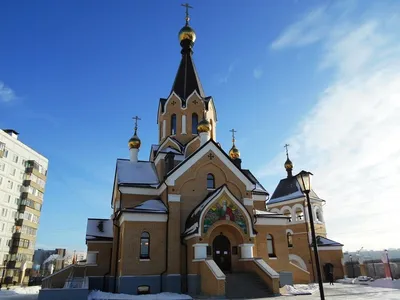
[203,197,247,234]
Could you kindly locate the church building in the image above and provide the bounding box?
[81,7,345,298]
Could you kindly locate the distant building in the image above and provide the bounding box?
[33,248,66,274]
[0,129,49,284]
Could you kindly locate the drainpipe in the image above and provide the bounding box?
[102,247,113,291]
[113,188,123,293]
[160,184,169,292]
[180,236,188,293]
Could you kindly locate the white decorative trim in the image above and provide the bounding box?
[269,257,278,260]
[292,203,305,223]
[119,183,167,196]
[139,259,151,262]
[290,262,310,274]
[184,136,200,157]
[205,260,226,280]
[181,115,187,134]
[186,90,201,106]
[286,229,294,235]
[289,254,307,271]
[162,92,182,115]
[119,212,167,225]
[156,137,182,156]
[193,243,208,259]
[165,142,254,190]
[253,258,280,279]
[155,152,185,167]
[269,208,280,214]
[238,244,254,259]
[162,120,166,139]
[243,198,253,206]
[168,194,181,203]
[255,217,288,226]
[252,194,267,201]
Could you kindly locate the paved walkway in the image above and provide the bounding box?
[278,283,400,300]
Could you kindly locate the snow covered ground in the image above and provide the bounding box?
[88,290,192,300]
[0,286,40,299]
[278,283,400,300]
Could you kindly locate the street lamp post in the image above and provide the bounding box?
[296,171,325,300]
[349,255,355,278]
[385,249,394,280]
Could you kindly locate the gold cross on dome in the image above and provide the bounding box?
[284,143,290,157]
[229,128,237,144]
[132,116,141,133]
[181,3,193,25]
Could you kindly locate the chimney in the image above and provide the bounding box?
[232,158,242,169]
[3,129,19,140]
[165,152,175,175]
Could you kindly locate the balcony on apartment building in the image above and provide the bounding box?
[0,142,5,158]
[25,160,47,180]
[23,174,46,193]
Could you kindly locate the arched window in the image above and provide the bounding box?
[210,119,214,139]
[295,207,304,221]
[207,173,215,189]
[267,234,276,257]
[192,113,198,134]
[283,209,292,223]
[171,114,177,135]
[316,208,324,223]
[140,232,150,259]
[287,232,293,248]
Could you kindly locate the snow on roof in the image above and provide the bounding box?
[130,199,167,213]
[86,219,113,241]
[117,160,159,186]
[268,189,304,204]
[159,147,182,154]
[254,209,288,218]
[183,222,199,235]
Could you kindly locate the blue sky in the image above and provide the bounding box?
[1,0,399,252]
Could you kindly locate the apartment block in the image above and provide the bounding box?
[0,129,48,284]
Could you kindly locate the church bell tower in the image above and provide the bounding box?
[157,4,217,146]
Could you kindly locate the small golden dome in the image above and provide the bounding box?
[128,135,141,149]
[197,118,211,133]
[284,158,293,170]
[229,145,240,159]
[179,26,196,43]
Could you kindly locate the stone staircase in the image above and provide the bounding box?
[225,272,274,299]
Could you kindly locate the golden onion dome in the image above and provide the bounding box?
[284,158,293,170]
[179,26,196,43]
[197,118,211,133]
[128,134,141,149]
[229,145,240,159]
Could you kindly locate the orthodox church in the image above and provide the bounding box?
[81,7,345,298]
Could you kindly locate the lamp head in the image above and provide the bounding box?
[296,170,313,193]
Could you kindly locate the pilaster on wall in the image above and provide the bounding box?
[167,195,181,274]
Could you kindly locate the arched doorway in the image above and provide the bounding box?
[324,263,334,282]
[213,234,231,272]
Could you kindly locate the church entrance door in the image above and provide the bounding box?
[213,234,231,272]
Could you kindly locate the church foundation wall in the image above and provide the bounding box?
[119,275,161,295]
[187,274,201,296]
[161,274,182,293]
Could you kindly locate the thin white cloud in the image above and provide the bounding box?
[0,81,17,102]
[260,3,400,251]
[253,66,264,79]
[216,61,236,84]
[270,6,328,49]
